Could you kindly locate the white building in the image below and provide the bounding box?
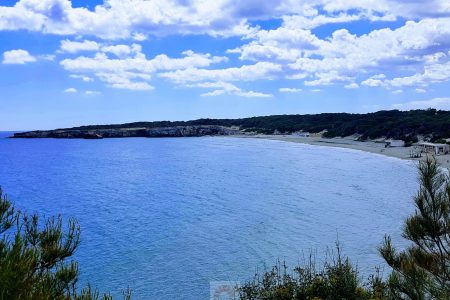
[417,142,450,155]
[385,139,405,147]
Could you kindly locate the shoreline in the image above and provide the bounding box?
[236,135,450,169]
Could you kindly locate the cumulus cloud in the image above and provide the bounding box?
[59,39,100,53]
[0,0,254,39]
[1,0,449,40]
[63,87,77,93]
[359,52,450,89]
[159,62,281,83]
[61,46,228,91]
[386,61,450,87]
[2,0,450,96]
[2,49,36,64]
[304,71,353,86]
[59,39,137,58]
[232,17,450,89]
[101,45,132,58]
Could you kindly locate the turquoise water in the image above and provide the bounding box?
[0,134,417,299]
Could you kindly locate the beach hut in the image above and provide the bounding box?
[385,139,405,147]
[417,142,450,155]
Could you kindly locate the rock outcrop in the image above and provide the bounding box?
[12,125,241,139]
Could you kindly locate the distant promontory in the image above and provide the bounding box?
[12,109,450,142]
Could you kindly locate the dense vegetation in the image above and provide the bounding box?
[238,246,387,299]
[69,109,450,141]
[239,158,450,299]
[0,188,130,299]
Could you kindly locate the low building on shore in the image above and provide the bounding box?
[416,142,450,155]
[385,139,405,147]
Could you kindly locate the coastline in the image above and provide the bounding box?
[236,135,450,169]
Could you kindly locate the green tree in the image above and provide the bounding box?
[0,188,130,299]
[380,158,450,299]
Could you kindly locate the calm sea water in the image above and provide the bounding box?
[0,133,417,299]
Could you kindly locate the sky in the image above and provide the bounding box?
[1,0,450,130]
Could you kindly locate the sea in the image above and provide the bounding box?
[0,132,418,299]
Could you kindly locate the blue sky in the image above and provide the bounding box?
[1,0,450,130]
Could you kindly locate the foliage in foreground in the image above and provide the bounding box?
[240,158,450,299]
[239,245,386,300]
[0,188,130,299]
[380,158,450,299]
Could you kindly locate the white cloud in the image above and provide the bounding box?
[101,44,132,58]
[64,87,77,93]
[237,91,273,98]
[286,73,308,80]
[392,89,403,94]
[229,27,320,62]
[132,33,147,41]
[61,50,226,75]
[191,81,272,98]
[59,40,141,59]
[361,74,387,87]
[2,49,36,64]
[344,83,359,89]
[311,89,321,92]
[234,17,450,88]
[392,97,450,110]
[59,40,100,53]
[160,62,281,83]
[279,87,302,93]
[201,89,225,97]
[359,53,450,90]
[386,61,450,87]
[85,90,100,95]
[1,0,448,39]
[2,0,450,95]
[281,13,362,31]
[95,72,154,90]
[415,88,427,93]
[0,0,255,39]
[304,71,353,86]
[70,74,94,82]
[61,46,228,91]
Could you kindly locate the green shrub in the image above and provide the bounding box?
[379,158,450,299]
[238,244,386,300]
[0,188,130,300]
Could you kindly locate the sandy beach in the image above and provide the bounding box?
[238,135,450,169]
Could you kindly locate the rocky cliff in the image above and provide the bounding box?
[12,125,241,139]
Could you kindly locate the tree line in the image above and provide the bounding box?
[69,109,450,142]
